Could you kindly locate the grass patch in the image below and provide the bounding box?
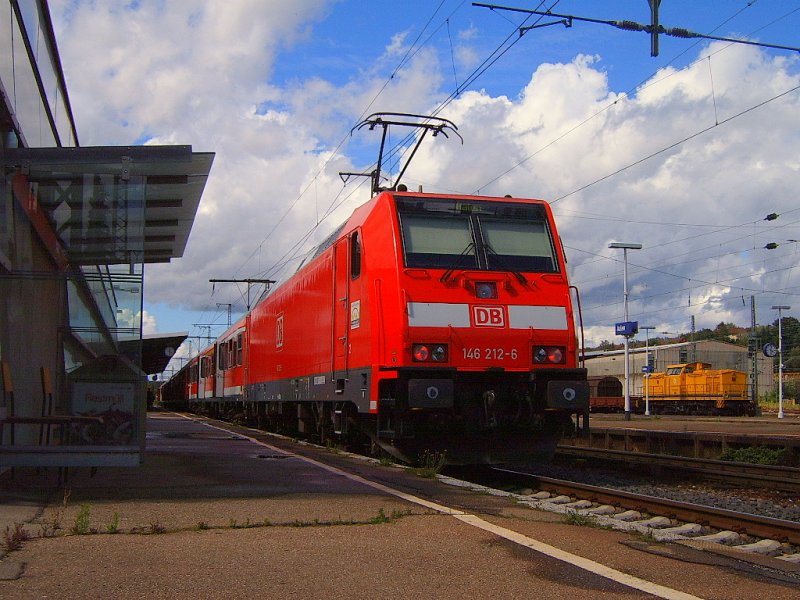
[719,445,791,465]
[369,508,391,524]
[562,510,599,528]
[71,504,92,535]
[636,529,659,544]
[105,512,121,534]
[412,450,447,478]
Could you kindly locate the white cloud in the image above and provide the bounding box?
[115,308,157,335]
[141,310,158,336]
[49,2,800,349]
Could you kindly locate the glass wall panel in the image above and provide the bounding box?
[0,3,14,97]
[19,1,74,147]
[11,14,56,147]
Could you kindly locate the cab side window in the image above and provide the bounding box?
[351,232,361,280]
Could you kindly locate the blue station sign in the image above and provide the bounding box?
[615,321,639,336]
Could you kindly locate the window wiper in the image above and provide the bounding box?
[484,243,528,286]
[440,242,476,284]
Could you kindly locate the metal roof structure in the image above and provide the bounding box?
[3,145,213,264]
[119,332,188,375]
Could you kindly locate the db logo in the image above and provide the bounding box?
[276,314,284,349]
[472,306,506,327]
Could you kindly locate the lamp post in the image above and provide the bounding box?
[771,305,790,419]
[609,242,642,421]
[640,325,655,416]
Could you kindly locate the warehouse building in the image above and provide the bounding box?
[584,339,775,402]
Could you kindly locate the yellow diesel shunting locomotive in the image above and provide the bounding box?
[645,362,752,415]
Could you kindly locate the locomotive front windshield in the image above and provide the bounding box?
[396,196,559,273]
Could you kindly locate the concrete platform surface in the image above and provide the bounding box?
[589,412,800,436]
[0,412,798,599]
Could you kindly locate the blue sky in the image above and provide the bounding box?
[269,2,795,89]
[49,1,800,374]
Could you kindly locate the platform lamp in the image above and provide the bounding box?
[640,326,656,416]
[609,242,642,421]
[771,305,790,419]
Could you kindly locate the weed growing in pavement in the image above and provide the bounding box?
[105,512,121,534]
[40,509,63,537]
[369,508,390,524]
[413,449,447,478]
[71,504,92,535]
[324,439,343,454]
[149,521,166,534]
[562,510,601,528]
[290,518,321,528]
[368,508,412,524]
[228,518,254,529]
[378,454,395,467]
[2,523,31,552]
[636,529,658,544]
[187,510,414,533]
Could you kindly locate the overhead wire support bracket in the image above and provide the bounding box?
[349,112,462,195]
[519,17,572,37]
[339,171,373,186]
[473,2,800,57]
[209,278,276,311]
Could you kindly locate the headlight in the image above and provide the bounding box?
[475,282,497,299]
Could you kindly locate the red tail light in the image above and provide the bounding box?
[412,344,448,363]
[533,346,566,364]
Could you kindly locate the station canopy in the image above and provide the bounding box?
[119,332,188,375]
[3,145,214,265]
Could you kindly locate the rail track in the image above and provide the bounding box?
[555,445,800,493]
[499,467,800,545]
[438,466,800,564]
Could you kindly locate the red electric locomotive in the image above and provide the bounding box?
[165,114,588,463]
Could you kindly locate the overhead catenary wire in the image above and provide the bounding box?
[234,0,560,286]
[176,1,798,362]
[469,1,799,198]
[180,2,472,349]
[551,83,800,205]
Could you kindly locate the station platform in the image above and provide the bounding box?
[1,412,798,599]
[573,412,800,458]
[588,412,800,437]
